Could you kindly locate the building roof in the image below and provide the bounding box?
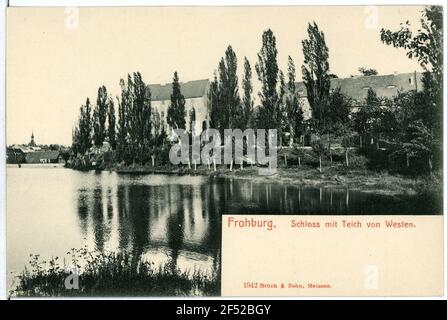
[296,72,423,103]
[147,72,420,104]
[10,145,35,153]
[25,150,60,163]
[148,79,209,101]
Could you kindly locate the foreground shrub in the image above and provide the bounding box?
[11,248,219,297]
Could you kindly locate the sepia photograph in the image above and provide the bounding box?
[5,5,443,297]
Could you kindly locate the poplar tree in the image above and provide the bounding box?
[167,71,186,130]
[208,46,242,134]
[278,70,286,145]
[218,45,241,130]
[107,97,116,150]
[116,72,151,163]
[127,72,152,163]
[93,86,108,147]
[241,57,254,130]
[72,97,92,155]
[284,56,304,146]
[189,107,196,135]
[208,73,220,130]
[80,98,92,153]
[301,22,331,137]
[116,79,129,161]
[255,29,281,130]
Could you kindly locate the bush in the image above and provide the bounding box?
[311,140,328,158]
[10,248,219,297]
[348,153,369,169]
[358,147,389,170]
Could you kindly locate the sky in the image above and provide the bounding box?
[6,6,426,145]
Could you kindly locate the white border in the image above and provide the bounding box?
[6,0,447,6]
[0,0,445,301]
[1,0,6,301]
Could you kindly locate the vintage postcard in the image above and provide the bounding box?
[5,5,443,297]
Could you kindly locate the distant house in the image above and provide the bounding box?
[25,150,61,164]
[7,132,66,164]
[296,72,423,118]
[6,143,38,164]
[148,79,209,136]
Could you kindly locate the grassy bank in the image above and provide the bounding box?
[10,248,218,297]
[107,161,442,197]
[67,147,442,197]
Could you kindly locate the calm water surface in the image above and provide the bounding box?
[7,165,439,288]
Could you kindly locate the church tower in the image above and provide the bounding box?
[29,131,37,147]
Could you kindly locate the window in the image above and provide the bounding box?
[409,76,414,85]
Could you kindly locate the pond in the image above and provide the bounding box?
[6,165,439,292]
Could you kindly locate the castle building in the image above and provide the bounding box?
[146,72,423,135]
[148,79,209,136]
[296,71,423,119]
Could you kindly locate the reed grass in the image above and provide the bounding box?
[11,248,219,297]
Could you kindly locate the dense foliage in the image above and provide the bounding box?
[70,6,442,176]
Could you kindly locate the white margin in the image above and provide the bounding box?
[0,0,445,301]
[0,0,6,301]
[5,0,447,6]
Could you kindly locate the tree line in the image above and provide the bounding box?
[72,5,442,174]
[72,71,190,165]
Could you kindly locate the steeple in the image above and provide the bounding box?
[29,130,37,147]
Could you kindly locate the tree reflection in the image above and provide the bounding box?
[74,172,435,289]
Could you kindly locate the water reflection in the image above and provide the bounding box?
[7,166,439,291]
[211,178,439,215]
[75,174,222,278]
[71,172,439,280]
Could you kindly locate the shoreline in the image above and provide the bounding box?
[103,164,440,197]
[12,162,439,197]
